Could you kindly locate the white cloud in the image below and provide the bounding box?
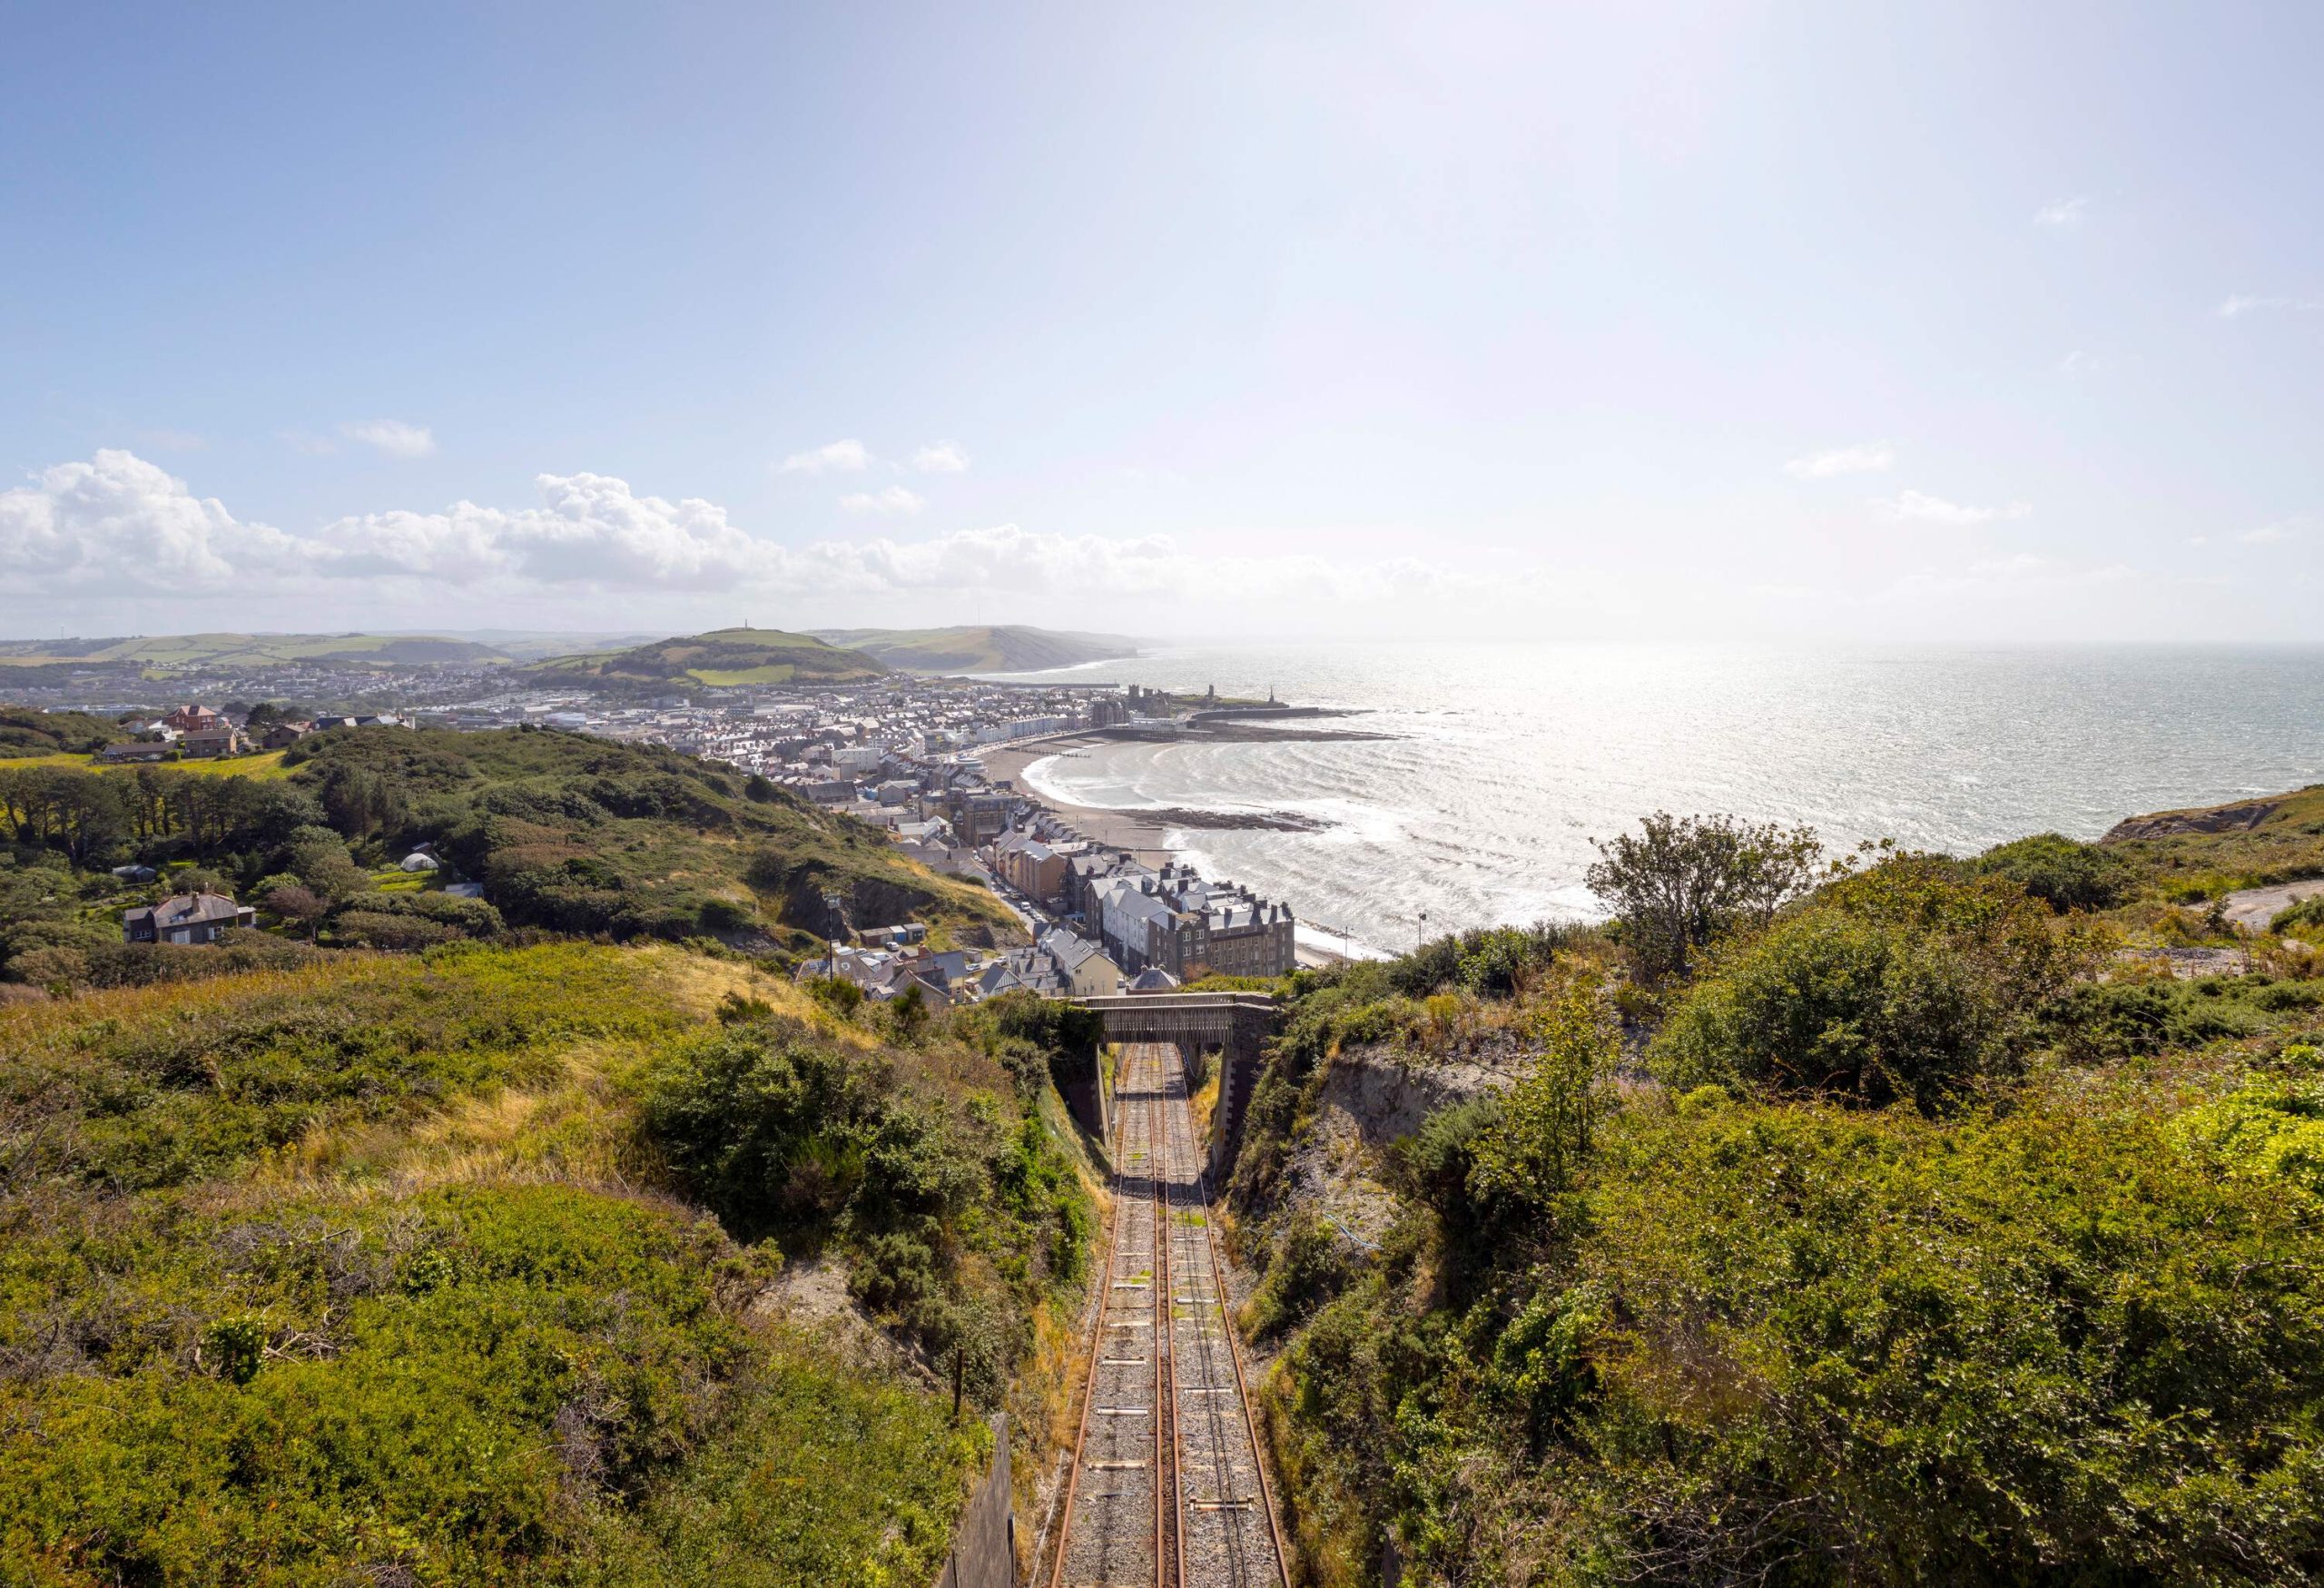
[340,419,438,459]
[0,450,296,592]
[2239,518,2304,546]
[778,438,872,474]
[1785,441,1894,478]
[2035,195,2091,226]
[839,486,927,518]
[1,450,1624,622]
[1879,489,2032,526]
[909,440,970,474]
[2217,294,2319,318]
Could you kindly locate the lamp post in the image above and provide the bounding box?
[1414,909,1428,953]
[822,890,845,976]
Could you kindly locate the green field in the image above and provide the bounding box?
[5,749,294,779]
[687,664,796,686]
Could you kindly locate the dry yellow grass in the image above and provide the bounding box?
[2,749,293,779]
[0,955,385,1043]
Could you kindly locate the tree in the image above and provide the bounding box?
[1585,813,1823,984]
[263,883,327,940]
[284,827,369,902]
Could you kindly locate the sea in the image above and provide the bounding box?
[984,643,2324,959]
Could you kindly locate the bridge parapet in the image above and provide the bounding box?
[1075,992,1281,1174]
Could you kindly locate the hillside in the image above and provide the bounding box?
[0,706,127,759]
[808,625,1140,675]
[0,725,1019,998]
[1213,826,2324,1585]
[2096,783,2324,906]
[278,725,1014,943]
[0,632,514,669]
[528,627,888,689]
[0,941,1098,1583]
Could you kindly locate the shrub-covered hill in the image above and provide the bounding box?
[1223,853,2324,1587]
[527,628,887,691]
[0,942,1099,1584]
[0,724,1016,988]
[281,724,1015,942]
[0,707,127,760]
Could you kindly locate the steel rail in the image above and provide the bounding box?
[1193,1147,1291,1586]
[1044,1045,1134,1588]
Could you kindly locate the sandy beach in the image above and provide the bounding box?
[980,735,1180,863]
[978,732,1368,965]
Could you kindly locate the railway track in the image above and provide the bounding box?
[1049,1042,1287,1588]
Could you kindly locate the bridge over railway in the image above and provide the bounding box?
[1076,992,1280,1173]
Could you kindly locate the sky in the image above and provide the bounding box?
[2,1,2319,644]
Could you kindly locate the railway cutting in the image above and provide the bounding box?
[1048,1042,1288,1588]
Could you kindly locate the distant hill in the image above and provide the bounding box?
[0,632,514,668]
[527,627,889,689]
[447,629,665,662]
[808,625,1140,674]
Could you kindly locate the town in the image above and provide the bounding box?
[73,673,1305,1011]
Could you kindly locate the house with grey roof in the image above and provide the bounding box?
[122,892,257,946]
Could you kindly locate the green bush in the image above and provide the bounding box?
[1261,1091,2324,1587]
[2273,893,2324,934]
[2038,975,2304,1060]
[0,943,1018,1584]
[1974,832,2138,912]
[1650,856,2084,1110]
[641,1021,1088,1396]
[0,1184,730,1574]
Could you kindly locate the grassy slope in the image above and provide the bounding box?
[527,629,887,689]
[285,725,1018,943]
[809,626,1140,675]
[0,943,1076,1584]
[1225,907,2324,1584]
[2102,783,2324,898]
[0,708,127,759]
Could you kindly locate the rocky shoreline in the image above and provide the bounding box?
[1126,804,1334,833]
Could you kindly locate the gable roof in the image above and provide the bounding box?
[125,892,246,929]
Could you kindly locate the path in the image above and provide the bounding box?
[2221,877,2324,932]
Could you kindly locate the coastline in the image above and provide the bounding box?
[977,732,1368,966]
[980,735,1179,864]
